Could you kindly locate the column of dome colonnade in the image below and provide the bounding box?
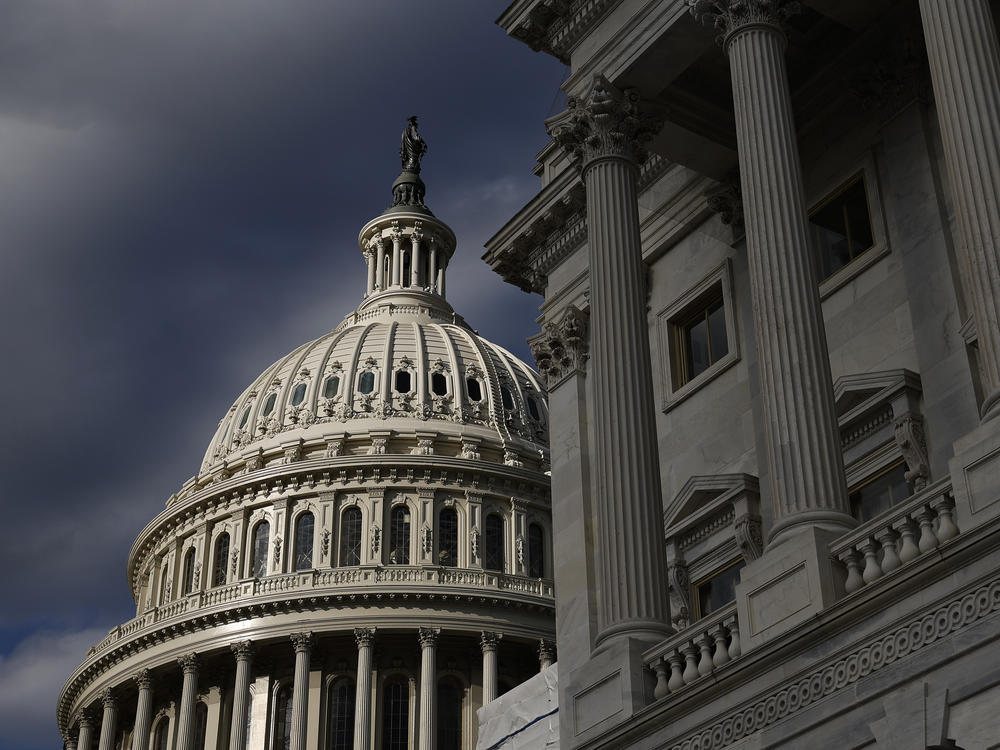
[353,627,376,750]
[289,633,313,750]
[96,689,118,750]
[175,654,200,750]
[76,710,96,750]
[418,627,440,749]
[131,670,154,750]
[480,631,502,704]
[547,77,673,648]
[690,0,854,542]
[229,642,254,750]
[919,0,1000,421]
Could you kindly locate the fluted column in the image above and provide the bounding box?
[417,627,440,750]
[289,632,313,750]
[480,631,502,704]
[353,628,375,750]
[229,641,254,750]
[538,639,556,671]
[548,75,672,646]
[391,229,403,287]
[411,231,423,288]
[428,242,438,293]
[131,670,154,750]
[176,653,200,750]
[365,245,377,295]
[690,0,853,542]
[76,710,97,750]
[436,259,446,298]
[96,690,118,750]
[375,239,386,291]
[920,0,1000,420]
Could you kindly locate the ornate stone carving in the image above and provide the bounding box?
[547,75,662,166]
[480,631,502,651]
[705,175,744,231]
[282,444,301,464]
[421,524,433,555]
[470,528,480,560]
[529,305,590,388]
[100,687,117,709]
[369,438,387,455]
[515,535,525,567]
[244,450,263,472]
[370,525,381,557]
[230,640,254,661]
[133,669,152,690]
[273,537,282,566]
[230,551,239,576]
[192,563,202,589]
[414,438,434,455]
[688,0,799,41]
[461,441,481,460]
[734,514,764,561]
[321,529,331,559]
[354,627,376,648]
[325,438,343,457]
[417,626,440,647]
[290,632,314,653]
[894,413,930,491]
[667,560,692,629]
[504,450,523,467]
[178,653,200,673]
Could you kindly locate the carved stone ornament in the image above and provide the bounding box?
[504,450,523,468]
[290,632,314,653]
[230,640,254,661]
[418,626,440,647]
[668,561,692,630]
[178,653,200,673]
[515,535,525,566]
[894,413,930,491]
[354,627,376,648]
[369,438,387,455]
[480,631,502,651]
[133,669,152,690]
[283,444,301,464]
[321,529,331,558]
[230,551,239,576]
[470,528,480,560]
[529,305,590,388]
[688,0,800,43]
[461,441,481,460]
[100,687,118,709]
[273,537,282,566]
[705,174,744,231]
[734,513,764,561]
[192,563,202,589]
[546,74,662,168]
[370,525,381,557]
[421,524,433,555]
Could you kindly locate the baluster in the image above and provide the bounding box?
[697,633,714,677]
[652,658,670,700]
[916,507,940,553]
[727,619,741,659]
[667,652,685,692]
[712,623,730,667]
[682,642,700,684]
[877,528,902,574]
[895,517,921,563]
[861,540,883,585]
[842,549,864,593]
[933,495,959,543]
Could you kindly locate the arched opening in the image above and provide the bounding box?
[439,507,458,566]
[327,678,356,750]
[381,678,409,750]
[528,523,545,579]
[294,512,315,571]
[182,547,196,595]
[389,506,411,565]
[273,684,293,750]
[323,375,340,399]
[340,507,362,566]
[213,533,230,588]
[290,382,307,406]
[359,371,376,395]
[193,702,208,750]
[437,677,463,750]
[483,514,504,573]
[151,717,170,750]
[251,521,270,578]
[431,372,448,396]
[158,563,169,605]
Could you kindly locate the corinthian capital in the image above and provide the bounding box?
[528,305,589,389]
[546,75,662,168]
[689,0,799,42]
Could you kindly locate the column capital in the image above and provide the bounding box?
[354,627,376,648]
[100,688,118,710]
[417,627,440,648]
[538,639,556,662]
[546,75,662,168]
[231,639,255,661]
[688,0,798,45]
[77,707,99,728]
[528,305,589,389]
[290,631,314,653]
[132,669,152,691]
[178,653,200,674]
[480,631,502,652]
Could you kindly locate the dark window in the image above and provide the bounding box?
[182,547,196,595]
[323,376,340,399]
[359,371,375,395]
[262,392,277,417]
[238,405,252,429]
[437,678,463,750]
[382,679,409,750]
[194,702,208,750]
[677,295,728,385]
[526,396,540,421]
[340,507,362,566]
[252,522,270,578]
[439,508,458,566]
[528,523,544,578]
[294,513,314,571]
[159,564,169,605]
[809,175,875,281]
[327,679,355,750]
[431,372,448,396]
[395,370,411,393]
[274,685,293,750]
[390,506,411,565]
[152,719,169,750]
[500,386,514,410]
[483,514,504,573]
[291,382,307,406]
[695,561,745,619]
[213,533,230,587]
[849,461,910,523]
[466,377,483,402]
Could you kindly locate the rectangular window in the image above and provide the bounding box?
[693,560,745,620]
[849,460,910,523]
[676,294,729,385]
[809,174,875,281]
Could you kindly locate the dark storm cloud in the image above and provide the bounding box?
[0,2,564,746]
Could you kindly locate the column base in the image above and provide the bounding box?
[736,524,846,651]
[950,416,1000,532]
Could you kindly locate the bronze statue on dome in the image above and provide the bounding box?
[400,115,427,172]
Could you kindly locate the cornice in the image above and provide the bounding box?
[500,0,622,64]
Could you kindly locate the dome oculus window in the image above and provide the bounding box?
[262,393,277,417]
[431,372,448,396]
[808,173,875,282]
[358,371,375,395]
[466,377,483,402]
[394,370,411,393]
[290,382,307,406]
[323,375,340,399]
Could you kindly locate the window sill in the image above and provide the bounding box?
[662,351,739,413]
[818,240,890,300]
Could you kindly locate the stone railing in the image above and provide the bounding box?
[643,603,742,701]
[830,477,958,595]
[91,566,553,658]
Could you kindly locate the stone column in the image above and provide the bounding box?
[176,653,200,750]
[353,628,375,750]
[428,241,438,293]
[96,690,118,750]
[289,632,313,750]
[76,710,97,750]
[365,244,377,295]
[436,260,446,298]
[690,0,853,543]
[538,639,556,671]
[411,230,423,288]
[229,641,254,750]
[131,670,154,750]
[391,229,403,287]
[480,631,502,705]
[919,0,1000,420]
[548,75,672,646]
[375,239,386,291]
[417,627,439,750]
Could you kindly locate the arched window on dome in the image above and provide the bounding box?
[262,392,277,417]
[359,371,376,395]
[323,375,340,399]
[437,677,463,750]
[340,507,362,566]
[327,677,355,750]
[251,521,270,578]
[438,508,458,566]
[431,372,448,397]
[382,678,409,750]
[394,370,411,393]
[238,404,252,430]
[290,382,307,407]
[182,547,197,596]
[526,395,541,421]
[500,385,515,411]
[389,506,411,565]
[273,684,293,750]
[213,533,230,588]
[466,377,483,402]
[158,562,170,605]
[294,512,314,571]
[151,717,169,750]
[528,523,545,579]
[483,514,504,573]
[193,701,208,750]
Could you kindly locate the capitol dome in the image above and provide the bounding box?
[58,122,554,750]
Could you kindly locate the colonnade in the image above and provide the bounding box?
[364,229,447,298]
[67,628,553,750]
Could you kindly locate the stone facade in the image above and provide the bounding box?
[482,1,1000,748]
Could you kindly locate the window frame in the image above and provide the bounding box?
[691,558,745,621]
[339,506,363,567]
[293,511,315,572]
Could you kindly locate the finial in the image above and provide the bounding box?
[400,116,427,172]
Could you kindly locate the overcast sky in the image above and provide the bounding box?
[0,3,565,747]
